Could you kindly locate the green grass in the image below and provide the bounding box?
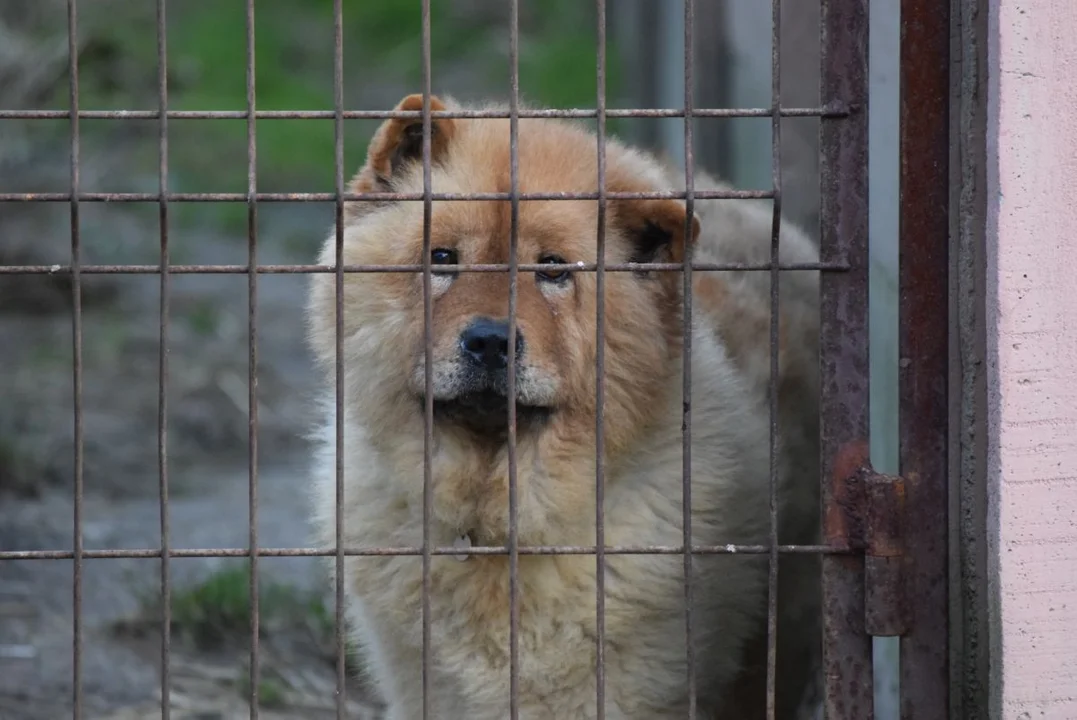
[117,563,364,705]
[161,563,358,665]
[169,564,259,648]
[167,563,333,650]
[236,673,289,710]
[514,1,623,112]
[0,435,31,496]
[167,566,324,708]
[69,0,619,212]
[183,298,222,338]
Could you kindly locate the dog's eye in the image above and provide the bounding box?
[430,248,458,266]
[536,254,570,282]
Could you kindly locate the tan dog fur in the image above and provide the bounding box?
[306,94,822,719]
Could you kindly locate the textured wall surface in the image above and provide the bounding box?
[987,1,1077,717]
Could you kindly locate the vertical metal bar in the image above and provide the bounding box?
[952,0,991,715]
[155,0,172,717]
[899,0,951,716]
[819,0,874,717]
[765,0,782,715]
[420,0,435,717]
[681,0,696,716]
[506,0,521,713]
[331,1,347,718]
[245,1,260,717]
[67,0,84,717]
[593,0,608,717]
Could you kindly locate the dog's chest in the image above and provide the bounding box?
[353,550,624,710]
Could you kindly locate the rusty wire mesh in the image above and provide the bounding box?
[0,0,872,718]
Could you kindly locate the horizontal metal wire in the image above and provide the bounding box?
[0,261,846,275]
[0,543,853,561]
[0,189,773,202]
[0,105,851,121]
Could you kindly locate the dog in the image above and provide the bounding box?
[306,93,822,719]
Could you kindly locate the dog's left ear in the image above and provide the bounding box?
[614,198,702,266]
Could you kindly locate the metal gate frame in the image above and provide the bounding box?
[948,0,993,717]
[899,0,953,717]
[821,0,955,716]
[817,1,875,717]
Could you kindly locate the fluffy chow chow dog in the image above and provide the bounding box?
[306,93,822,719]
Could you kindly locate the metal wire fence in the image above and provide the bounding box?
[0,0,878,718]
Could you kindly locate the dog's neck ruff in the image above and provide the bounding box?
[452,532,473,562]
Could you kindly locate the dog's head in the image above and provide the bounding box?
[308,93,700,453]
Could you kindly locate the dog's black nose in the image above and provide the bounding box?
[459,318,525,370]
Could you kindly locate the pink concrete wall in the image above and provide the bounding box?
[988,1,1077,717]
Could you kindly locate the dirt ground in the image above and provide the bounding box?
[0,196,389,717]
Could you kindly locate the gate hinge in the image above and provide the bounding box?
[863,470,908,638]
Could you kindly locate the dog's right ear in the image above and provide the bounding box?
[349,94,455,201]
[343,94,455,222]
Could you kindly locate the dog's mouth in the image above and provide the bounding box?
[428,390,553,437]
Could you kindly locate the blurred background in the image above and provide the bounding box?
[0,1,899,717]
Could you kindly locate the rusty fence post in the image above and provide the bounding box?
[899,0,952,717]
[819,0,874,717]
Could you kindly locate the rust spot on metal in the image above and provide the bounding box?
[865,473,908,637]
[866,474,905,559]
[825,440,870,549]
